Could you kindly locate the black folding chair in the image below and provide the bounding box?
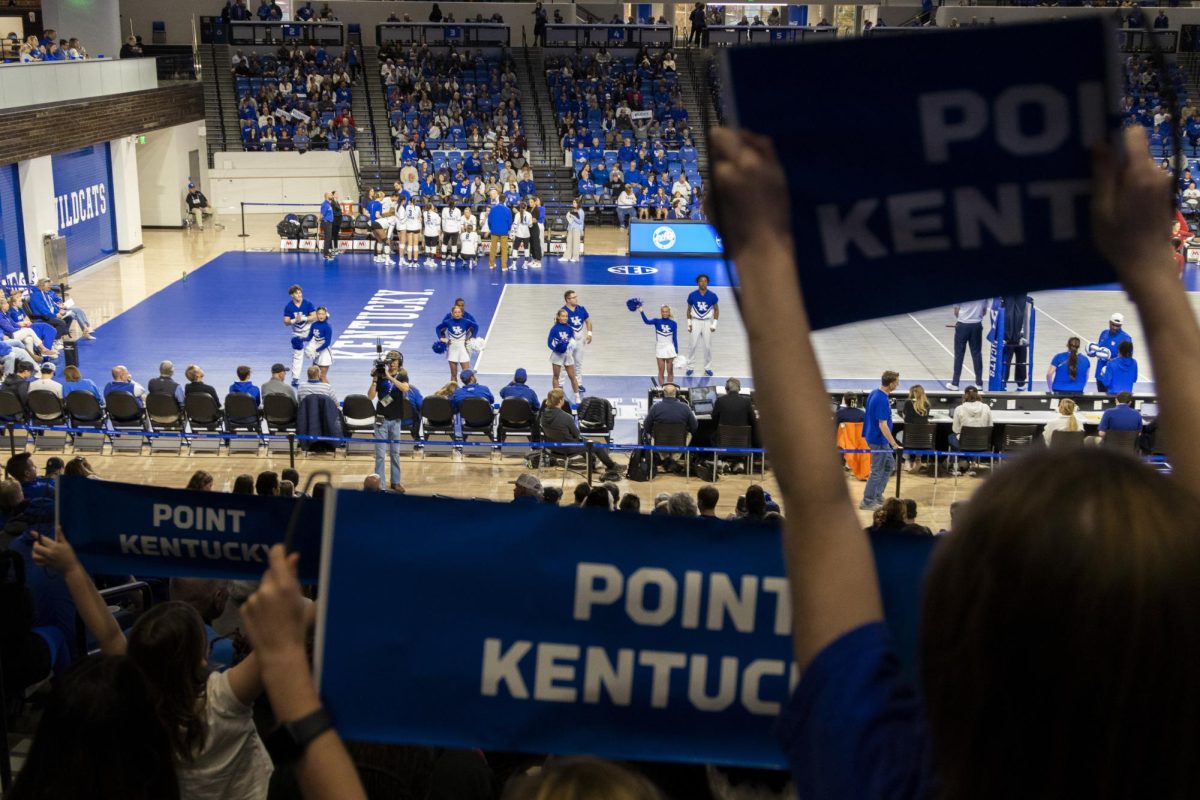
[459,396,496,455]
[65,390,107,452]
[951,424,995,479]
[715,423,754,478]
[26,391,66,452]
[497,396,536,444]
[184,393,224,453]
[104,391,147,452]
[420,395,457,453]
[341,393,377,455]
[650,421,691,480]
[224,393,263,452]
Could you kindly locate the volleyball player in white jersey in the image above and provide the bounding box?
[561,289,592,393]
[402,195,422,265]
[377,191,398,264]
[441,199,463,265]
[512,202,533,270]
[460,208,479,268]
[422,200,442,267]
[685,273,720,376]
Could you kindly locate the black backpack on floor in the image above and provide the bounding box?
[625,448,650,482]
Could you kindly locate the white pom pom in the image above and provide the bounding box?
[673,355,688,371]
[467,337,486,353]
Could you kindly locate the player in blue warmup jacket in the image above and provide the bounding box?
[1098,339,1138,395]
[548,309,581,402]
[639,303,679,385]
[283,284,317,385]
[305,307,334,382]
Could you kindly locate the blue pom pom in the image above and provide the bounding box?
[626,297,643,312]
[553,340,569,354]
[432,340,448,355]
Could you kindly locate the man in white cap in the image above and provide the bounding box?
[510,472,543,503]
[1094,312,1132,393]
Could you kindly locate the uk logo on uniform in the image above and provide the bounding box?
[652,226,677,250]
[607,265,659,276]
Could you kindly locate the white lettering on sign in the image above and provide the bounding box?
[55,183,109,230]
[151,503,247,533]
[331,289,435,359]
[816,81,1103,267]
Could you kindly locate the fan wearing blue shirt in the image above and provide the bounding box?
[450,369,494,413]
[500,368,540,414]
[283,284,316,384]
[1098,392,1144,438]
[228,365,262,405]
[860,370,900,511]
[1098,339,1138,395]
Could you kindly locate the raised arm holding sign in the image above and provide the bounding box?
[707,113,1200,797]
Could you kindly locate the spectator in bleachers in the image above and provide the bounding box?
[697,485,720,518]
[29,363,61,398]
[500,367,539,411]
[148,360,184,407]
[543,389,622,478]
[255,470,280,496]
[616,185,637,227]
[102,365,148,407]
[184,364,220,405]
[296,1,314,21]
[63,456,95,478]
[8,290,59,355]
[30,278,93,341]
[33,531,276,796]
[62,364,103,406]
[450,369,493,413]
[186,470,214,490]
[511,473,543,503]
[1,361,32,409]
[169,578,235,670]
[229,365,261,404]
[231,474,254,494]
[298,364,338,402]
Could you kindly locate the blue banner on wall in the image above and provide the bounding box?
[629,220,724,257]
[722,18,1119,330]
[0,164,25,282]
[51,144,117,273]
[57,476,323,582]
[317,491,937,767]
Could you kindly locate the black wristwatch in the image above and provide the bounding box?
[265,707,334,764]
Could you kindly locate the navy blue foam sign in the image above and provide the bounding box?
[0,164,25,281]
[51,144,117,273]
[58,476,323,582]
[629,220,724,256]
[316,490,937,767]
[721,17,1120,330]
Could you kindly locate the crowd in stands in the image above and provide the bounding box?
[233,43,359,152]
[549,48,705,221]
[12,29,87,62]
[380,45,525,164]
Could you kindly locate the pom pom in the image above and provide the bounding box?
[673,355,689,372]
[467,337,486,353]
[432,340,448,355]
[553,340,570,354]
[291,336,305,350]
[626,297,643,312]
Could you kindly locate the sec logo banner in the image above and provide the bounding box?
[652,226,677,250]
[607,265,659,276]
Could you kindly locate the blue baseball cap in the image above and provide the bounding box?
[460,369,475,383]
[514,368,527,382]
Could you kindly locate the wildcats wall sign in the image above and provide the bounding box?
[51,144,117,273]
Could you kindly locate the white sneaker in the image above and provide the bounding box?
[945,382,959,391]
[531,260,541,268]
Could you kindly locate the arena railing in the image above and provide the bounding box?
[544,24,674,49]
[376,22,510,48]
[205,19,346,47]
[704,25,836,46]
[3,421,1170,494]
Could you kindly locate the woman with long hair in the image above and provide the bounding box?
[34,532,275,799]
[1041,397,1082,445]
[707,124,1200,799]
[1046,336,1091,393]
[901,384,930,472]
[186,470,214,491]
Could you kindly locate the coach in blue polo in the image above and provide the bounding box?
[860,369,900,511]
[487,194,513,272]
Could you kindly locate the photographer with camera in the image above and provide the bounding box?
[367,350,421,493]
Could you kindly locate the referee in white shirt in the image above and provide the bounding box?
[947,298,988,390]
